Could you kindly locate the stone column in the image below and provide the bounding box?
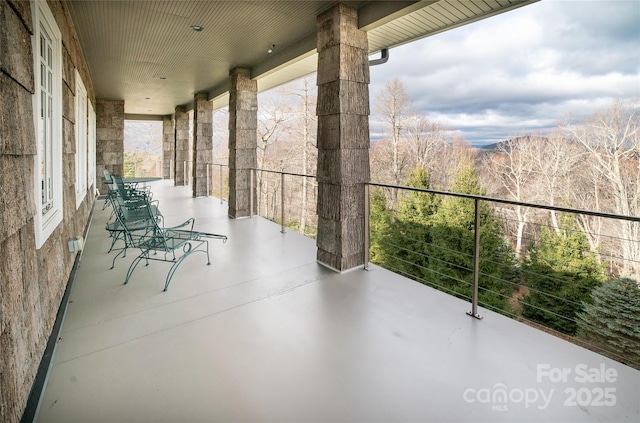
[174,105,189,186]
[315,3,371,272]
[192,92,213,197]
[228,67,257,218]
[96,100,124,193]
[162,115,174,179]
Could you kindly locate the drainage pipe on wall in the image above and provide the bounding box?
[369,48,389,66]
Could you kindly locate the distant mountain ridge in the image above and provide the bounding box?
[479,135,545,152]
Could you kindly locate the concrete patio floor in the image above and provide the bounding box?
[34,180,639,423]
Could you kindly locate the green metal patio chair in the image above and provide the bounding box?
[117,199,227,291]
[111,173,152,203]
[105,189,161,267]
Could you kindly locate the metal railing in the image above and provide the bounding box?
[207,163,229,203]
[175,161,229,200]
[251,168,318,237]
[366,181,640,368]
[202,166,639,368]
[366,182,640,315]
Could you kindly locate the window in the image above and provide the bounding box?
[75,69,88,207]
[88,100,96,190]
[32,0,63,248]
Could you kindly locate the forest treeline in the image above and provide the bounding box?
[210,77,640,368]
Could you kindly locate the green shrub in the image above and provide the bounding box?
[577,278,640,369]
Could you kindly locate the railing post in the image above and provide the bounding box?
[183,161,188,185]
[280,172,286,233]
[364,183,370,271]
[250,168,254,218]
[219,164,223,204]
[206,164,210,196]
[467,198,483,319]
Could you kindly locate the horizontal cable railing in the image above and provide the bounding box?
[201,166,639,369]
[366,182,640,369]
[252,168,318,238]
[208,163,229,203]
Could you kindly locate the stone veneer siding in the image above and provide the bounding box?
[315,3,371,272]
[192,92,213,197]
[174,105,189,186]
[162,115,174,179]
[228,67,258,218]
[0,1,95,422]
[96,99,123,193]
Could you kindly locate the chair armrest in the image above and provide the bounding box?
[165,217,195,232]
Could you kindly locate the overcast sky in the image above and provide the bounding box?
[368,0,640,146]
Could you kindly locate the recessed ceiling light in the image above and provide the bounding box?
[190,25,203,32]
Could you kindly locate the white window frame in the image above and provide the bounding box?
[32,0,63,249]
[88,100,96,191]
[75,69,88,208]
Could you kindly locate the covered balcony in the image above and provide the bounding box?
[3,1,638,422]
[33,181,639,422]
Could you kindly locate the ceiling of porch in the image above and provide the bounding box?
[67,0,538,116]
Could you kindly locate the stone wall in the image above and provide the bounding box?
[0,1,95,422]
[162,115,174,179]
[228,67,258,218]
[174,105,189,186]
[315,3,371,271]
[193,92,213,197]
[96,100,124,193]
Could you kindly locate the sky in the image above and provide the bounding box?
[367,0,640,146]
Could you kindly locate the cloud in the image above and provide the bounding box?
[369,0,640,145]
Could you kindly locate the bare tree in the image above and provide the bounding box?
[212,107,229,163]
[529,131,585,233]
[403,114,455,189]
[375,78,411,185]
[563,100,640,280]
[570,157,607,255]
[257,99,290,168]
[288,76,317,235]
[483,136,540,257]
[257,97,291,216]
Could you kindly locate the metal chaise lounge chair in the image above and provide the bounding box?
[105,187,161,266]
[117,201,227,291]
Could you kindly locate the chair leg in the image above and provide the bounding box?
[164,253,190,291]
[107,232,122,253]
[163,243,208,291]
[110,248,126,269]
[124,251,148,285]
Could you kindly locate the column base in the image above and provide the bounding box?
[317,249,365,273]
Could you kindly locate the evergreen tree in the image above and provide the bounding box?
[370,165,516,314]
[425,163,516,313]
[370,168,440,279]
[577,278,640,369]
[392,168,441,278]
[369,187,394,264]
[522,213,605,334]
